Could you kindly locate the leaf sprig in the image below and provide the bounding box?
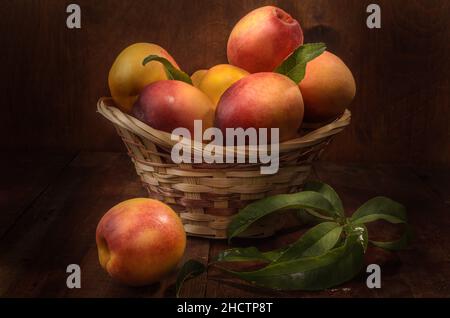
[275,43,327,84]
[176,181,411,296]
[142,55,193,85]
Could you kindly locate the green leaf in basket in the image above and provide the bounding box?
[222,230,366,291]
[274,222,343,263]
[215,246,287,263]
[370,224,412,251]
[143,55,193,85]
[275,43,326,84]
[304,181,345,217]
[350,196,407,225]
[227,191,338,242]
[175,259,206,298]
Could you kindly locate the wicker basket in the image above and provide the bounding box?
[97,97,351,239]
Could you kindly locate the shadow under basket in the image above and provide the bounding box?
[97,97,351,239]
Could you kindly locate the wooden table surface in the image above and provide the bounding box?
[1,152,449,298]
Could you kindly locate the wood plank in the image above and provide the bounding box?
[412,167,450,205]
[0,152,209,297]
[205,163,450,297]
[0,152,75,237]
[2,156,450,297]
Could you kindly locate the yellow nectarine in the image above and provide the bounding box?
[108,43,179,113]
[191,69,208,87]
[198,64,249,107]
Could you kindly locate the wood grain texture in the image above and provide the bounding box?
[1,152,449,297]
[0,152,75,237]
[0,152,208,297]
[413,167,450,204]
[0,0,449,166]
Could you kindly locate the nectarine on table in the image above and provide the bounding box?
[132,80,215,135]
[198,64,249,107]
[215,72,304,143]
[299,51,356,122]
[96,198,186,286]
[227,6,304,73]
[108,43,179,113]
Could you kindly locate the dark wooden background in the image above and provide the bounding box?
[1,0,449,166]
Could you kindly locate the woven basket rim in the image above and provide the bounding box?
[97,97,351,155]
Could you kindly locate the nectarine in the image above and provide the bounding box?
[96,198,186,286]
[108,43,179,113]
[191,69,208,87]
[132,80,215,135]
[215,72,304,143]
[299,51,356,122]
[198,64,249,107]
[227,6,303,73]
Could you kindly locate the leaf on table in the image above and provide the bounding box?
[143,55,193,85]
[350,196,407,225]
[370,225,412,251]
[296,209,325,224]
[223,232,365,291]
[227,191,338,242]
[346,223,369,252]
[304,181,345,217]
[175,259,206,298]
[215,246,287,263]
[275,222,343,262]
[275,43,326,84]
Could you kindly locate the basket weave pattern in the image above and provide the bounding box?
[98,97,351,239]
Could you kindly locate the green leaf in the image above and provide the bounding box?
[275,43,326,84]
[227,191,338,242]
[296,209,324,224]
[346,223,369,252]
[350,197,407,224]
[224,232,365,291]
[175,260,206,298]
[370,225,412,251]
[215,246,286,263]
[143,55,193,85]
[275,222,343,262]
[263,248,288,262]
[304,181,345,216]
[302,208,336,221]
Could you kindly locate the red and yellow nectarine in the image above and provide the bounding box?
[96,198,186,286]
[227,6,304,73]
[299,51,356,122]
[132,80,215,135]
[215,72,304,143]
